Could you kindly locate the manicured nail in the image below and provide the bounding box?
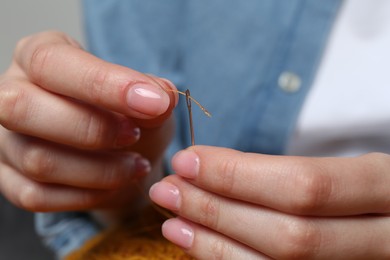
[162,218,194,249]
[115,120,140,147]
[126,83,170,116]
[172,150,200,179]
[160,78,179,106]
[134,156,151,176]
[149,182,180,210]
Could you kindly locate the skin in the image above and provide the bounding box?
[2,31,390,259]
[0,31,178,219]
[150,146,390,259]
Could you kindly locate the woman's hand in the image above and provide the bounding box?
[0,31,177,213]
[150,145,390,259]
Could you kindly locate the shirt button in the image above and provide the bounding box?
[278,71,302,93]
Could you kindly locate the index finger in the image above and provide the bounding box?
[15,31,177,120]
[172,145,390,216]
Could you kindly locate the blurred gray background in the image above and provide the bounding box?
[1,1,84,259]
[0,0,84,71]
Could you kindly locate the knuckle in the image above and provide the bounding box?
[15,36,30,50]
[210,238,230,260]
[279,218,321,259]
[75,190,109,210]
[28,42,55,83]
[82,63,111,103]
[76,191,104,209]
[0,83,29,129]
[217,155,241,194]
[76,113,109,149]
[290,162,332,214]
[21,145,54,181]
[198,194,221,230]
[100,162,126,189]
[14,35,33,58]
[18,183,45,211]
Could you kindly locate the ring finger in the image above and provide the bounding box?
[1,130,150,189]
[163,217,269,260]
[151,175,390,259]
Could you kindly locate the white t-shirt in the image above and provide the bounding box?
[287,0,390,157]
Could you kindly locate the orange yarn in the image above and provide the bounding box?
[66,206,194,260]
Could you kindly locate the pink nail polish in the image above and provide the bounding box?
[160,78,179,106]
[162,218,194,249]
[149,182,180,210]
[134,156,151,176]
[172,150,200,179]
[126,83,170,116]
[115,120,140,147]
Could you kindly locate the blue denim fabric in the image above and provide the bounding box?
[36,1,342,258]
[35,212,100,259]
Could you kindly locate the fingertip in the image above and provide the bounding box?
[162,218,194,249]
[160,78,179,107]
[149,181,180,211]
[172,149,200,179]
[126,83,171,117]
[134,156,151,176]
[115,119,141,147]
[143,73,179,111]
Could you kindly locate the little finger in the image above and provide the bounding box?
[1,134,150,189]
[162,217,269,260]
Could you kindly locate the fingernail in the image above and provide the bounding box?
[160,78,179,106]
[149,182,180,210]
[134,156,151,176]
[115,120,140,147]
[162,218,194,249]
[126,83,170,116]
[172,150,200,179]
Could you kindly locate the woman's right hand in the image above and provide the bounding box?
[0,31,178,213]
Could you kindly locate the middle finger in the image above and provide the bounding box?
[151,175,390,259]
[172,146,390,216]
[2,131,150,189]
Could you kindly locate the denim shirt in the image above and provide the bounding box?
[36,1,341,258]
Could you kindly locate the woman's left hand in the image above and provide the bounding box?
[150,145,390,259]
